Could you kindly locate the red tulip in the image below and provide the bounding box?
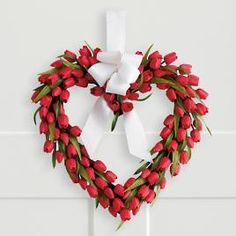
[66,158,77,172]
[93,160,106,172]
[105,171,117,183]
[87,185,98,198]
[120,209,131,221]
[164,52,177,65]
[55,151,64,163]
[43,140,54,153]
[114,184,125,197]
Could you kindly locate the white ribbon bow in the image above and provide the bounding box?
[80,11,152,161]
[89,51,142,95]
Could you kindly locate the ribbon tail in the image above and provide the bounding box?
[80,98,112,157]
[123,109,152,162]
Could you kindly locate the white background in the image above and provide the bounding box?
[0,0,235,235]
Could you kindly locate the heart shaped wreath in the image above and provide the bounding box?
[31,43,210,227]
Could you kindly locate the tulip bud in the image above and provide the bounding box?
[79,46,91,57]
[128,92,139,100]
[170,163,180,176]
[183,98,197,112]
[93,160,106,172]
[78,56,90,67]
[60,132,69,145]
[160,177,166,189]
[47,73,59,85]
[150,58,161,70]
[179,64,192,74]
[86,167,95,180]
[129,197,140,210]
[164,52,177,65]
[43,140,54,153]
[60,90,70,103]
[63,77,75,89]
[196,103,208,116]
[160,127,172,140]
[52,86,62,97]
[108,101,120,111]
[64,50,76,61]
[70,126,82,137]
[164,115,174,128]
[54,128,60,140]
[149,51,162,60]
[87,185,98,198]
[109,206,117,217]
[99,196,109,209]
[80,156,90,167]
[177,128,187,142]
[147,172,159,185]
[39,121,49,134]
[91,86,104,96]
[38,74,48,84]
[143,70,153,82]
[59,67,72,79]
[124,178,136,189]
[40,95,52,108]
[121,102,133,113]
[67,144,77,158]
[181,115,192,129]
[114,184,125,197]
[112,198,125,212]
[66,158,77,172]
[196,88,208,99]
[39,107,48,119]
[58,114,69,128]
[139,83,151,93]
[94,177,108,191]
[158,156,171,170]
[151,141,164,153]
[187,137,194,148]
[120,209,131,221]
[77,78,88,88]
[168,139,178,152]
[137,185,150,199]
[55,150,64,163]
[50,60,63,68]
[180,150,189,164]
[188,74,199,86]
[190,129,201,142]
[105,171,117,183]
[46,112,55,124]
[175,105,185,117]
[176,75,189,86]
[78,178,87,190]
[104,187,115,199]
[166,88,177,102]
[141,169,151,179]
[145,189,156,203]
[186,87,196,98]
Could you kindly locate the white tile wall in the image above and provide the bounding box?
[0,0,235,235]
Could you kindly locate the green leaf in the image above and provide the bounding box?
[78,165,92,184]
[179,137,187,151]
[136,93,152,102]
[33,107,40,125]
[151,185,161,206]
[60,58,81,69]
[69,136,82,159]
[164,132,174,149]
[84,41,94,55]
[134,161,150,175]
[95,197,99,208]
[196,114,212,136]
[187,146,192,159]
[142,44,154,66]
[52,151,56,168]
[125,178,146,192]
[171,151,179,176]
[58,140,66,156]
[174,114,180,137]
[116,221,125,231]
[49,123,55,141]
[151,152,165,170]
[39,68,58,75]
[111,112,120,132]
[34,84,46,91]
[161,65,177,74]
[132,74,144,93]
[33,85,51,102]
[55,100,60,119]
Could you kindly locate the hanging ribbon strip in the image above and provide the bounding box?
[80,11,151,161]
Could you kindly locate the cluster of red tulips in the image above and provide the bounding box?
[32,43,209,224]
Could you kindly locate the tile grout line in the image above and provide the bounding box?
[0,197,235,200]
[146,205,150,236]
[0,131,236,135]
